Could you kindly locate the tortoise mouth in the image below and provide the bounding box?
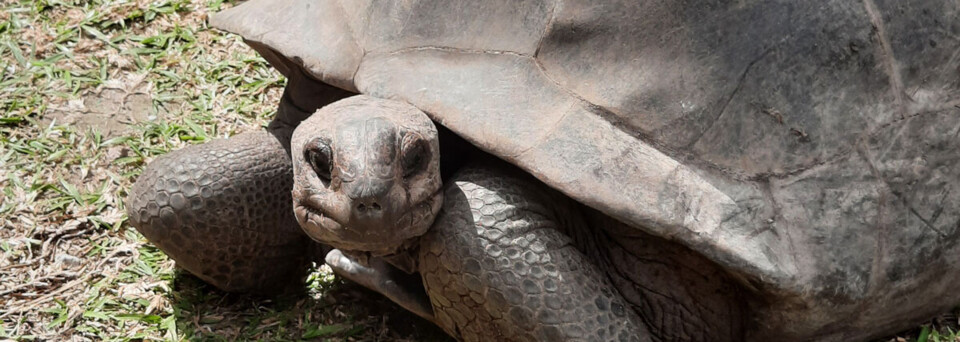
[294,189,443,255]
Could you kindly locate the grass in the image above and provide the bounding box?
[0,0,955,341]
[0,0,447,340]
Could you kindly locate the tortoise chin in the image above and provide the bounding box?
[294,189,443,256]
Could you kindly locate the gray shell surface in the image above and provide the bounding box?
[211,0,960,336]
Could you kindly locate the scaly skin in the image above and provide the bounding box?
[127,130,307,293]
[588,213,747,342]
[419,163,651,342]
[127,70,352,293]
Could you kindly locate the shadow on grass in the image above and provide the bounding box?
[168,269,453,341]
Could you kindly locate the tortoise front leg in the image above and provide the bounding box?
[127,130,309,293]
[419,163,652,342]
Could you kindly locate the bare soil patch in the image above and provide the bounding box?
[44,74,163,138]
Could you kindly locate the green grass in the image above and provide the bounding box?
[0,0,447,340]
[0,0,955,341]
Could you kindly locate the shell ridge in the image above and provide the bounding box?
[368,45,531,59]
[533,0,560,57]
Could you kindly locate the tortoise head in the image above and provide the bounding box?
[291,95,443,256]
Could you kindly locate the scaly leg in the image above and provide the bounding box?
[419,163,652,342]
[127,130,307,293]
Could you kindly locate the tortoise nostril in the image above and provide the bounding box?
[346,179,390,215]
[356,201,382,212]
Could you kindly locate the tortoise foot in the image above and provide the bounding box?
[325,249,435,322]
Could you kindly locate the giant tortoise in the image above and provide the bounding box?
[126,0,960,341]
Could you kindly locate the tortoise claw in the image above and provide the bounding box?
[325,249,435,322]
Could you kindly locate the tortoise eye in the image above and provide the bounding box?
[304,138,333,182]
[401,138,428,179]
